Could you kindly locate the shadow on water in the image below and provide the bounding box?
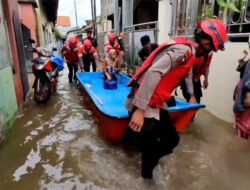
[0,69,250,190]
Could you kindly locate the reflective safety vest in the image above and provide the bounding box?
[64,42,80,63]
[127,37,195,108]
[81,46,96,58]
[193,53,213,80]
[105,41,120,57]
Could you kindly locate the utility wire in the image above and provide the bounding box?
[58,0,81,11]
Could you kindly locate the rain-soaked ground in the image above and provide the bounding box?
[0,68,250,190]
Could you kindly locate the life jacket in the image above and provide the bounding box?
[64,42,80,62]
[81,46,96,58]
[127,37,195,108]
[105,41,120,57]
[193,53,213,80]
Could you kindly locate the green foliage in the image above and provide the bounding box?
[96,16,102,25]
[216,0,240,13]
[54,27,62,40]
[217,0,227,7]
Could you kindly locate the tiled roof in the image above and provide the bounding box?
[57,16,71,26]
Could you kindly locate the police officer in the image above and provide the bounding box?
[124,19,227,179]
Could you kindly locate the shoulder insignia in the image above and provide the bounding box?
[166,39,176,44]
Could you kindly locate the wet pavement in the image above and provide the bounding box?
[0,68,250,190]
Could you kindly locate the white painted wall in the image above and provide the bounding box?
[56,25,71,38]
[176,42,250,123]
[157,0,172,43]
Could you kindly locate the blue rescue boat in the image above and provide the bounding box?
[76,72,205,141]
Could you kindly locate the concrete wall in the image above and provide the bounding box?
[56,25,71,38]
[2,0,25,108]
[122,0,133,28]
[157,0,172,43]
[19,2,37,44]
[0,66,18,137]
[202,42,249,123]
[0,1,18,139]
[36,0,57,50]
[176,42,249,123]
[101,0,119,33]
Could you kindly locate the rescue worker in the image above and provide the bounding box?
[81,39,98,72]
[138,35,158,65]
[104,32,120,58]
[181,51,213,104]
[61,36,83,83]
[124,19,227,179]
[83,29,98,52]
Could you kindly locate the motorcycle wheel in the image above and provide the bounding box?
[34,77,51,103]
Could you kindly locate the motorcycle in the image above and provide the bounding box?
[28,39,64,103]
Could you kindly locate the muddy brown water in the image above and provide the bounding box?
[0,70,250,190]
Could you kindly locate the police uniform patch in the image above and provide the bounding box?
[177,56,186,64]
[177,50,191,64]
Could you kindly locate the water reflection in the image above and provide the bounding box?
[0,69,250,190]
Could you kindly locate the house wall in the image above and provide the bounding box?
[101,0,118,32]
[36,0,57,50]
[19,2,37,44]
[0,66,18,137]
[2,0,25,107]
[56,25,71,38]
[0,0,18,139]
[122,0,133,28]
[176,42,249,123]
[201,42,249,123]
[157,0,172,43]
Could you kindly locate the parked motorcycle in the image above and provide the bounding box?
[28,39,64,103]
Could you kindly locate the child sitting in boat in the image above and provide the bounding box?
[233,42,250,139]
[103,49,120,90]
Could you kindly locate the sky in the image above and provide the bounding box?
[57,0,101,28]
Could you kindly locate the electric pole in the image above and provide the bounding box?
[91,0,97,38]
[74,0,79,32]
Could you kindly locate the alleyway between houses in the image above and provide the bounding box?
[0,68,250,190]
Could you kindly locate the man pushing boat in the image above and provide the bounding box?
[124,19,227,179]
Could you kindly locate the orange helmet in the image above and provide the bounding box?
[83,39,92,49]
[195,19,227,51]
[108,32,116,41]
[69,36,78,45]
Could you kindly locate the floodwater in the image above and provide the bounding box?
[0,69,250,190]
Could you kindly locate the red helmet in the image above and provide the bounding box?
[69,36,78,45]
[83,39,92,49]
[108,32,116,41]
[195,19,227,51]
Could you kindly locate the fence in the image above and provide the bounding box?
[123,21,158,76]
[171,0,250,40]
